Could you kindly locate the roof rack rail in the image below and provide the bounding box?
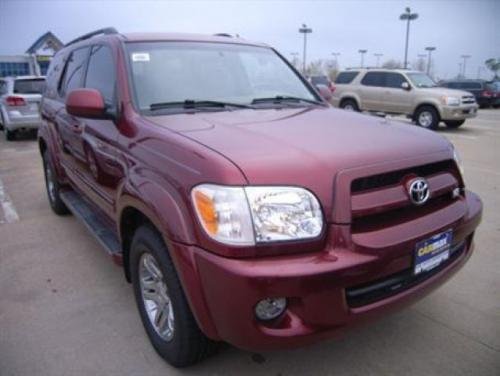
[65,27,119,47]
[213,33,233,38]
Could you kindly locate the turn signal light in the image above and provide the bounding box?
[193,190,218,235]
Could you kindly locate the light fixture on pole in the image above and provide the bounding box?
[358,49,367,68]
[374,53,383,67]
[461,54,471,78]
[400,7,419,69]
[425,46,436,75]
[299,24,312,75]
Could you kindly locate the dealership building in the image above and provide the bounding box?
[0,31,63,77]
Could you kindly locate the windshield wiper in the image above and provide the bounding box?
[150,99,253,111]
[251,95,324,106]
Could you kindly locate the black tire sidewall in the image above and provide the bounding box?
[130,226,200,367]
[341,99,359,112]
[445,120,465,128]
[42,150,69,215]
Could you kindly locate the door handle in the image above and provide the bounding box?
[71,123,83,134]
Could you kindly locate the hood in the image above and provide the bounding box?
[146,107,451,185]
[420,87,474,97]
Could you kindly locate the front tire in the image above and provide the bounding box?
[444,120,465,129]
[340,99,360,112]
[415,106,439,130]
[130,225,215,367]
[42,150,69,215]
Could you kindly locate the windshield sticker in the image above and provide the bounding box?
[132,52,150,62]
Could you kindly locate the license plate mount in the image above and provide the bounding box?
[414,230,452,275]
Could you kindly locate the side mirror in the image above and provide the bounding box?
[401,82,411,91]
[66,88,107,118]
[315,84,333,101]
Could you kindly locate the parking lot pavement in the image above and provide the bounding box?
[0,111,499,376]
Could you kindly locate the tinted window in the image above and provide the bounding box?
[335,71,359,84]
[14,78,46,94]
[462,82,482,90]
[59,48,89,96]
[447,82,460,89]
[361,72,385,87]
[85,45,115,103]
[0,80,7,94]
[311,76,329,85]
[385,73,407,88]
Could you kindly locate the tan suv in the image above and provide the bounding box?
[331,69,478,129]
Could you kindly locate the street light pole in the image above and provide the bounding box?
[461,54,471,78]
[299,24,312,75]
[331,52,340,69]
[374,53,383,68]
[358,49,367,68]
[425,46,436,75]
[400,7,419,69]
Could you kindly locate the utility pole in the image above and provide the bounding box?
[299,24,312,75]
[400,7,419,69]
[358,49,367,68]
[374,53,383,68]
[425,46,436,75]
[461,54,471,78]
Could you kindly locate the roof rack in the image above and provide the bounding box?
[65,27,119,47]
[213,33,233,38]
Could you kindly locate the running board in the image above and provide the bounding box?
[60,190,122,261]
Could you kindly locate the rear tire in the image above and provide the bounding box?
[340,99,360,112]
[5,128,15,141]
[414,106,439,130]
[130,225,216,367]
[444,120,465,129]
[42,149,69,215]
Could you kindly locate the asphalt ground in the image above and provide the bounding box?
[0,110,499,376]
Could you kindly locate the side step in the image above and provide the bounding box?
[60,190,122,261]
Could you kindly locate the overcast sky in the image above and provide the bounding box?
[0,0,498,79]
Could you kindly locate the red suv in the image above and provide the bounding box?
[39,28,482,367]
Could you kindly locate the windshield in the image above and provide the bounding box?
[126,42,317,112]
[406,73,436,88]
[13,78,46,94]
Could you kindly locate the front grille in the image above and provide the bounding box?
[351,160,456,193]
[345,240,466,308]
[461,95,475,105]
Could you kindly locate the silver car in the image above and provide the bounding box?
[0,76,46,141]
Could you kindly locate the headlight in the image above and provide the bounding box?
[442,96,461,106]
[191,184,323,245]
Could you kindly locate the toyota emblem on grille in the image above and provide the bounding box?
[408,178,430,205]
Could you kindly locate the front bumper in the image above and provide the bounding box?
[171,191,482,351]
[440,105,478,120]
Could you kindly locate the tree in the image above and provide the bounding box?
[485,58,500,79]
[381,59,402,69]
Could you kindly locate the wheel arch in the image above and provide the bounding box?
[413,101,442,121]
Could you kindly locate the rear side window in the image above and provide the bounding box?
[361,72,385,87]
[59,47,89,96]
[385,73,407,88]
[462,82,482,90]
[0,80,7,95]
[13,79,46,94]
[85,45,116,104]
[335,71,359,84]
[311,76,329,85]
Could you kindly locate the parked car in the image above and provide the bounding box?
[332,69,478,129]
[39,28,482,367]
[0,75,46,140]
[310,74,335,92]
[438,79,495,108]
[488,81,500,108]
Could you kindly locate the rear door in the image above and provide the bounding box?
[359,71,385,111]
[380,72,413,114]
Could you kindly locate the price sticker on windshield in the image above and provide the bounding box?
[132,52,150,62]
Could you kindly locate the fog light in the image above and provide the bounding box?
[255,298,287,321]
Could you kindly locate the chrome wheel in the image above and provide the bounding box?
[45,160,56,204]
[418,111,433,128]
[343,104,354,111]
[139,253,175,342]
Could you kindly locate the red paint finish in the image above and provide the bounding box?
[38,32,483,351]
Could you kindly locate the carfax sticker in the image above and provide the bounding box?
[132,52,150,62]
